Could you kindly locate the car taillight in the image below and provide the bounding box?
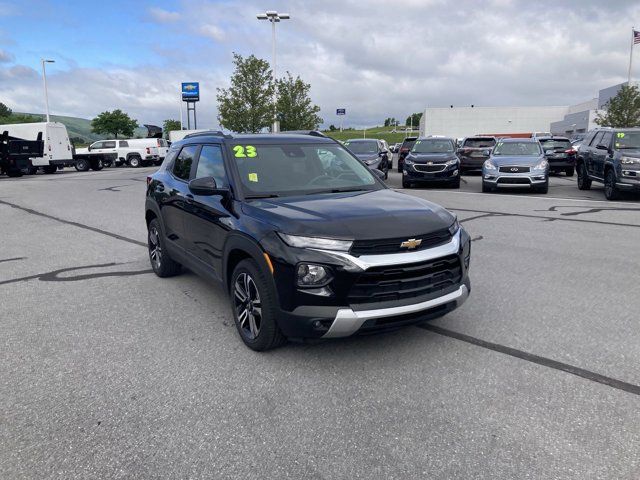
[565,149,575,155]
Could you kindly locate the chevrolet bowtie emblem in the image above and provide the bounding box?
[400,238,422,249]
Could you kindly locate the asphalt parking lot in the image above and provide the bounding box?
[2,164,640,479]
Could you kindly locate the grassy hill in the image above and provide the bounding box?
[323,127,418,145]
[9,113,149,144]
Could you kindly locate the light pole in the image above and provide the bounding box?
[41,59,55,123]
[257,10,290,133]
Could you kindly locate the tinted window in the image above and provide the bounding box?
[600,132,613,149]
[539,139,571,150]
[590,131,604,147]
[119,141,129,148]
[172,145,198,180]
[195,145,228,187]
[463,138,496,148]
[412,139,454,153]
[92,142,104,149]
[344,140,378,154]
[104,141,116,148]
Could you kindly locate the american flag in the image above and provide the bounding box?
[635,29,640,45]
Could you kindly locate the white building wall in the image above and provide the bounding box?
[420,106,569,138]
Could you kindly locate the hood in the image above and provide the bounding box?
[354,153,380,162]
[490,155,544,166]
[241,189,454,240]
[618,149,640,157]
[407,152,457,164]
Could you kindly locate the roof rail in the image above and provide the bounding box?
[183,130,233,139]
[279,130,327,138]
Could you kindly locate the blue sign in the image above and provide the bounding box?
[182,82,200,102]
[336,108,346,115]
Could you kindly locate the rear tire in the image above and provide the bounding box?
[43,165,57,174]
[129,155,141,168]
[148,219,182,277]
[90,159,103,171]
[75,158,90,171]
[577,163,591,190]
[565,167,575,177]
[7,169,23,177]
[604,169,620,200]
[230,259,286,351]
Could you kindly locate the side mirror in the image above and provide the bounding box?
[372,169,386,180]
[595,144,609,151]
[188,176,227,196]
[87,146,92,151]
[380,149,389,155]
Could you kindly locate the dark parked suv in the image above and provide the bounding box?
[457,136,496,173]
[397,136,418,172]
[402,137,460,188]
[576,127,640,200]
[343,138,390,179]
[537,136,576,176]
[145,131,471,350]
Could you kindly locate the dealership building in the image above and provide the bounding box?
[419,82,637,139]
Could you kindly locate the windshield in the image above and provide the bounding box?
[613,131,640,150]
[344,140,378,154]
[539,139,571,151]
[463,138,496,148]
[412,139,454,154]
[231,143,380,198]
[493,141,541,156]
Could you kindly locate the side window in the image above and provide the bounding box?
[590,132,603,147]
[600,132,613,149]
[92,141,103,149]
[103,140,116,148]
[119,141,129,148]
[195,145,228,187]
[172,145,199,181]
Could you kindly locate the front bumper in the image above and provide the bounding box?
[617,170,640,190]
[483,170,547,188]
[404,163,459,182]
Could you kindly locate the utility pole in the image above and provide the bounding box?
[41,59,55,122]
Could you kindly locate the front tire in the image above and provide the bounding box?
[577,163,591,190]
[565,167,575,177]
[148,219,182,277]
[535,181,549,194]
[230,259,286,351]
[402,178,412,188]
[482,181,492,193]
[604,169,620,200]
[450,176,461,188]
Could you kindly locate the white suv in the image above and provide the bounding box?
[77,140,159,167]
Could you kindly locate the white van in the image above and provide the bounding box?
[0,122,72,173]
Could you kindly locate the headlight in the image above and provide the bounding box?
[448,217,460,236]
[278,233,353,252]
[621,156,640,165]
[534,159,549,170]
[445,158,458,166]
[404,157,414,165]
[483,160,497,171]
[296,264,331,287]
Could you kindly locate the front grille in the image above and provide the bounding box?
[347,254,462,304]
[414,164,446,173]
[499,166,530,173]
[350,228,452,256]
[497,177,530,185]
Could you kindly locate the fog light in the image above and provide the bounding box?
[452,169,459,176]
[296,264,330,286]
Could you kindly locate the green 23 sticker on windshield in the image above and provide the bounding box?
[233,145,257,158]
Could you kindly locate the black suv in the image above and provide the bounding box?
[343,138,390,179]
[576,128,640,200]
[402,137,460,188]
[145,131,471,350]
[396,136,418,172]
[537,136,576,176]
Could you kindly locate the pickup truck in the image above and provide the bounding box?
[77,139,159,168]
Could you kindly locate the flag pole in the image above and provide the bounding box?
[629,27,635,84]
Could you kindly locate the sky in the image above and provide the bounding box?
[1,0,639,130]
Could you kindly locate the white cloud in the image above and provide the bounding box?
[0,48,14,63]
[148,7,180,23]
[197,24,225,42]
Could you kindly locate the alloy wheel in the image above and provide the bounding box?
[148,226,162,270]
[234,273,262,340]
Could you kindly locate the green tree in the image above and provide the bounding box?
[0,102,12,118]
[405,112,423,127]
[217,53,274,133]
[276,72,323,131]
[328,124,337,131]
[91,109,138,138]
[163,119,182,138]
[595,85,640,128]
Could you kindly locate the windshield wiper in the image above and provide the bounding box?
[330,187,368,193]
[244,194,280,199]
[617,147,639,150]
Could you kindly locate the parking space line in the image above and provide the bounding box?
[0,199,146,247]
[419,324,640,397]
